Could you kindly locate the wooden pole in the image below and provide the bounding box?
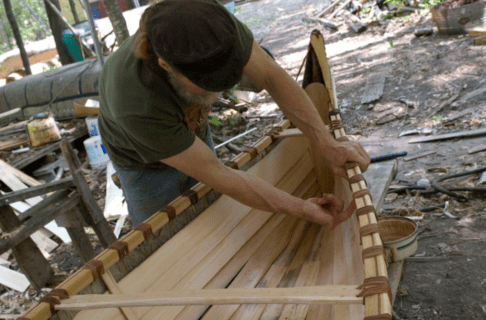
[60,139,117,247]
[56,286,362,310]
[0,206,53,290]
[45,0,94,58]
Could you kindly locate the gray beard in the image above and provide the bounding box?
[168,74,221,106]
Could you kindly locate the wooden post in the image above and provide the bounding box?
[0,205,53,290]
[66,226,96,263]
[60,139,117,248]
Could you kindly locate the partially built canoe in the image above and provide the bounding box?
[19,30,392,320]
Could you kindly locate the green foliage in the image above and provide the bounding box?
[361,7,372,13]
[389,39,394,47]
[432,115,443,121]
[210,116,221,126]
[0,0,52,55]
[384,0,445,9]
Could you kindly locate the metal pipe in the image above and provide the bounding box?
[215,128,257,150]
[80,0,104,67]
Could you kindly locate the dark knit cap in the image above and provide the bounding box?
[146,0,245,92]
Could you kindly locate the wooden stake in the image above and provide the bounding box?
[56,286,362,310]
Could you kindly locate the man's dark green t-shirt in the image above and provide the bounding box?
[98,3,253,171]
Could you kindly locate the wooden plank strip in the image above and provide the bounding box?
[174,174,320,320]
[57,286,362,310]
[280,226,326,320]
[174,214,295,320]
[139,152,316,320]
[228,220,311,320]
[408,128,486,143]
[0,265,30,292]
[73,138,312,320]
[260,224,322,320]
[361,72,386,104]
[0,159,43,187]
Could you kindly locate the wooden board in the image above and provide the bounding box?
[408,128,486,143]
[468,143,486,154]
[0,265,30,292]
[361,72,386,104]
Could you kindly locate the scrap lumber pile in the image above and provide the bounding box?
[307,0,435,33]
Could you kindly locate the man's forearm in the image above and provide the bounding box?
[264,65,335,148]
[208,165,304,217]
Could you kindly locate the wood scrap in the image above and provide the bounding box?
[0,159,71,243]
[474,36,486,45]
[329,0,353,19]
[468,144,486,154]
[467,30,486,37]
[0,205,54,290]
[0,120,28,137]
[0,193,80,255]
[403,151,436,162]
[316,0,344,17]
[443,108,473,124]
[428,93,460,117]
[0,265,30,292]
[461,85,486,101]
[341,11,367,33]
[0,135,29,151]
[361,72,387,104]
[303,17,341,30]
[0,177,74,206]
[104,162,128,220]
[409,128,486,143]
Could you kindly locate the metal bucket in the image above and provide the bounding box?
[378,217,418,262]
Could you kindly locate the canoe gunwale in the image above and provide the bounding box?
[307,30,393,319]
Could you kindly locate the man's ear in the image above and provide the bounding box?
[158,57,173,72]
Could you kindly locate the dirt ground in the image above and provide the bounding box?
[232,1,486,319]
[3,0,486,318]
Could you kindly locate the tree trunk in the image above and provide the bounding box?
[68,0,80,24]
[101,0,129,46]
[44,0,74,65]
[0,22,12,50]
[3,0,32,75]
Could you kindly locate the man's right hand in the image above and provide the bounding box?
[302,194,356,229]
